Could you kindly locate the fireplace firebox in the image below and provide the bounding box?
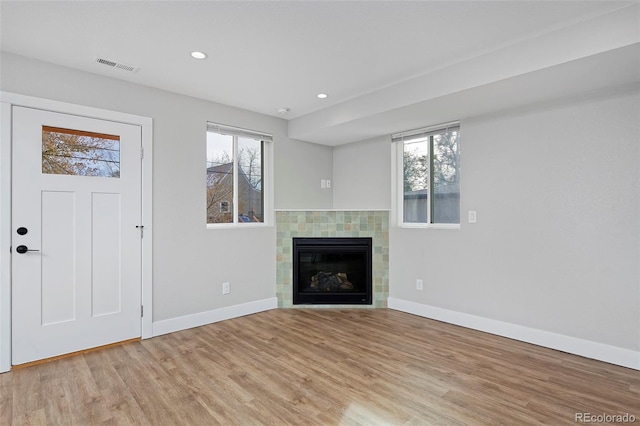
[293,237,372,305]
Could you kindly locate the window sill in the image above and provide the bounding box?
[397,223,461,230]
[206,223,271,230]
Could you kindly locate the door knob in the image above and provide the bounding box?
[15,245,39,254]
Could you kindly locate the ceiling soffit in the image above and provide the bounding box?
[290,5,640,145]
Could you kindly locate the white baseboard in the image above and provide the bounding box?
[387,297,640,371]
[152,297,278,337]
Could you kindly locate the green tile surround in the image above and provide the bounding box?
[276,210,389,308]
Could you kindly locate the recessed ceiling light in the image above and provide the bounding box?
[277,107,290,114]
[316,93,328,99]
[191,51,207,59]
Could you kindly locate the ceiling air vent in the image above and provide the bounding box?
[94,57,139,72]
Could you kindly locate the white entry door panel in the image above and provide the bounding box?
[12,106,142,365]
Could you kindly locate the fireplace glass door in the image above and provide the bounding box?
[293,238,372,305]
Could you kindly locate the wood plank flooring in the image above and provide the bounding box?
[1,309,639,425]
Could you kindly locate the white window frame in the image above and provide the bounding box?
[392,121,461,229]
[206,122,273,228]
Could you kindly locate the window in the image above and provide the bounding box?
[393,122,460,226]
[206,122,271,225]
[42,126,120,177]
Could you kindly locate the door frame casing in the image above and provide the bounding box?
[0,92,154,372]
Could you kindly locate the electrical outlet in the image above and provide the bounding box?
[222,282,230,295]
[416,279,423,291]
[326,179,331,188]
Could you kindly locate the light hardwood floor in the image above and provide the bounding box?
[1,309,639,425]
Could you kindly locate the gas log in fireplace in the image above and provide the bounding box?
[293,237,372,305]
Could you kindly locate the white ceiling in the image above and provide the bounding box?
[1,0,639,145]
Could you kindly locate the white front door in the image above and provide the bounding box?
[11,106,142,365]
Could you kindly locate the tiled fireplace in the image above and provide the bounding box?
[276,210,389,308]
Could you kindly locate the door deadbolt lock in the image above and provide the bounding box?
[17,227,28,235]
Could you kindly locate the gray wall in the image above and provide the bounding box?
[275,137,333,209]
[333,88,639,351]
[332,135,391,209]
[1,52,333,321]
